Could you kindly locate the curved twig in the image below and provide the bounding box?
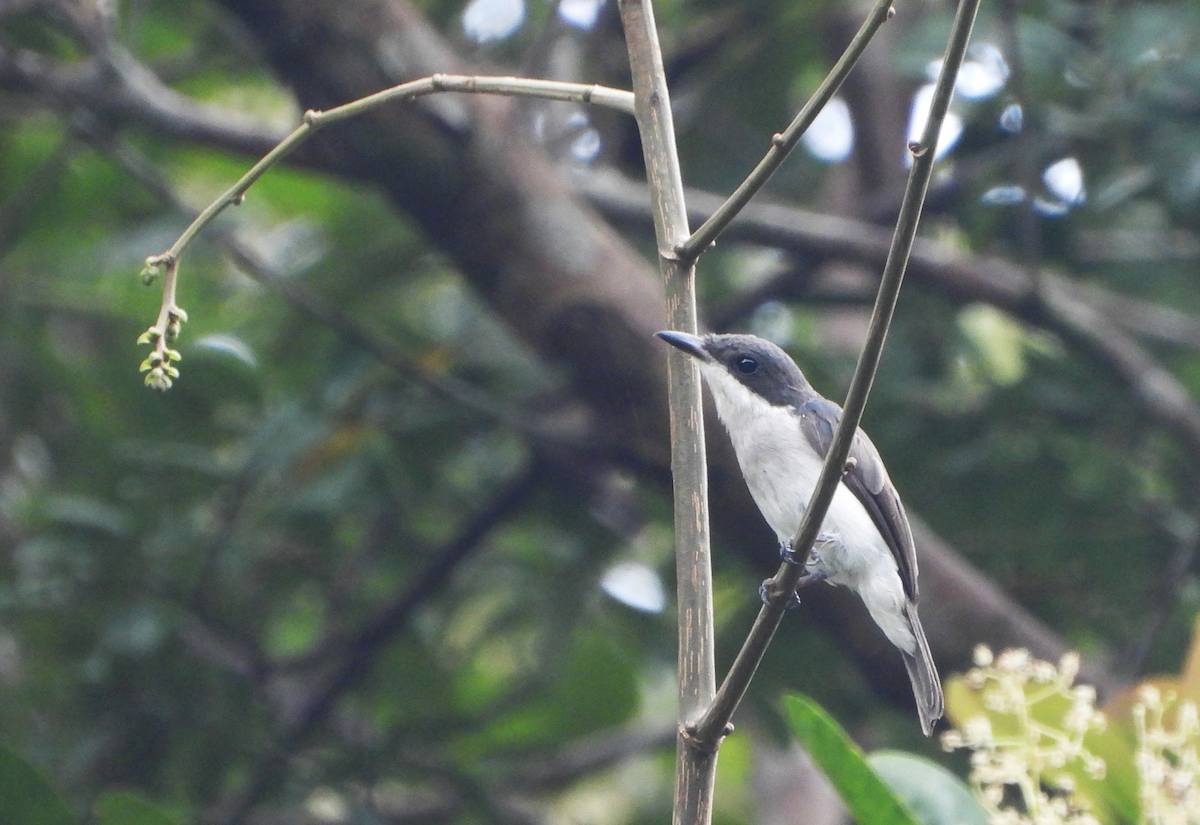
[135,73,635,388]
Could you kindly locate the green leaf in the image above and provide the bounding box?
[0,746,76,825]
[95,792,176,825]
[868,751,988,825]
[781,693,922,825]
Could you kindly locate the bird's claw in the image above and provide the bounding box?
[796,570,829,590]
[780,537,833,566]
[760,579,802,611]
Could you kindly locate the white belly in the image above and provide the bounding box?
[726,400,887,588]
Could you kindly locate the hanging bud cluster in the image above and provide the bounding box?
[137,306,187,391]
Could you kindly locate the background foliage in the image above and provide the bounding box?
[2,0,1200,822]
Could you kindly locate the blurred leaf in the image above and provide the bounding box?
[1174,611,1200,703]
[95,792,176,825]
[957,304,1028,387]
[41,493,132,537]
[265,583,326,658]
[483,629,639,748]
[867,751,988,825]
[1097,613,1200,823]
[0,746,76,825]
[782,693,921,825]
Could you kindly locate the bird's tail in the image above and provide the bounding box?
[901,602,944,737]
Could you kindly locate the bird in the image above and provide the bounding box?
[656,330,943,735]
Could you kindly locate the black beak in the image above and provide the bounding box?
[655,330,711,362]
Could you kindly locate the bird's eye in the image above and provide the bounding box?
[736,357,758,374]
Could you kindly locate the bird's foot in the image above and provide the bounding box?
[796,570,829,590]
[780,537,830,566]
[759,571,828,611]
[760,579,802,611]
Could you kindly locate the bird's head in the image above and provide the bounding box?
[655,331,811,408]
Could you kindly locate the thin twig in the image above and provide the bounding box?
[693,0,984,747]
[677,0,895,262]
[89,126,603,447]
[135,73,634,386]
[146,74,633,270]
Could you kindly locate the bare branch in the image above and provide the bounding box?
[131,72,634,388]
[678,0,894,261]
[89,126,577,441]
[144,72,632,271]
[694,0,984,746]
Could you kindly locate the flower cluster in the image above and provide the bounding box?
[137,255,187,391]
[942,646,1106,825]
[137,305,187,391]
[1134,685,1200,825]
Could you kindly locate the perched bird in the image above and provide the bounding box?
[657,330,943,735]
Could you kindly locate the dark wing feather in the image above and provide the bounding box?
[796,397,919,602]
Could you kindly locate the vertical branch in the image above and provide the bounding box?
[615,3,715,825]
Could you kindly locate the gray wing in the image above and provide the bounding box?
[796,397,919,602]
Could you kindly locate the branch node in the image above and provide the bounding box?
[843,456,858,473]
[302,109,320,125]
[679,721,724,754]
[887,4,897,19]
[908,140,928,157]
[771,132,785,147]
